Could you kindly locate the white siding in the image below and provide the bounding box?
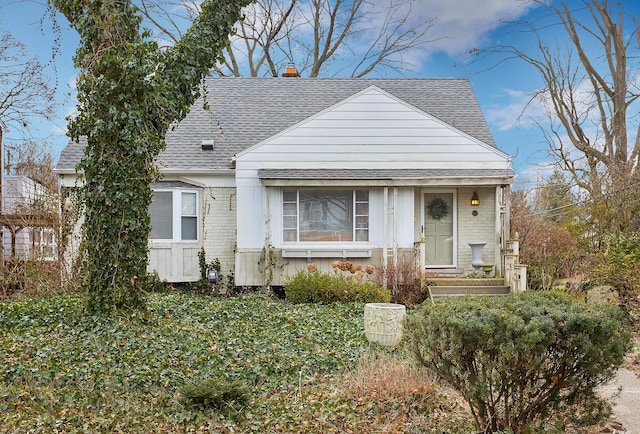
[236,174,266,250]
[148,243,200,282]
[236,87,510,171]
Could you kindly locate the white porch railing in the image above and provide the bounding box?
[504,235,527,293]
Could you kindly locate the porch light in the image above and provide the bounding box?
[471,191,480,206]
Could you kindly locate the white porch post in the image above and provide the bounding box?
[500,184,511,277]
[383,187,388,287]
[392,187,398,268]
[495,186,502,276]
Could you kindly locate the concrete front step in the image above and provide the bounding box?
[427,284,511,301]
[428,278,507,287]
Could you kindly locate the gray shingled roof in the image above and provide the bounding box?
[56,77,498,171]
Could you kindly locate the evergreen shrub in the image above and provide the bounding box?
[285,270,391,304]
[404,291,632,433]
[179,378,251,414]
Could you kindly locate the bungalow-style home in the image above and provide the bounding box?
[56,76,524,290]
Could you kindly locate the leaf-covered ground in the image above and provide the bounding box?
[0,292,472,433]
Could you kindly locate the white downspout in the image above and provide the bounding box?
[264,186,271,286]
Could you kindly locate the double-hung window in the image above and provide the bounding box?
[149,189,199,241]
[283,189,369,242]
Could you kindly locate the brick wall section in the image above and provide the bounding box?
[201,187,237,280]
[457,187,496,271]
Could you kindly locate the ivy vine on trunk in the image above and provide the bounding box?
[50,0,252,314]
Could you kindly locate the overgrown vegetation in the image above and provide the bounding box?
[188,247,223,294]
[374,255,429,307]
[0,260,65,300]
[49,0,250,313]
[258,242,284,289]
[592,231,640,322]
[511,187,580,291]
[405,291,632,433]
[0,292,473,432]
[285,265,391,304]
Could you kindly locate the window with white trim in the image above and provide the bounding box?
[149,190,199,241]
[283,189,369,242]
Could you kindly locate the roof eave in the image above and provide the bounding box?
[261,175,515,187]
[55,168,236,176]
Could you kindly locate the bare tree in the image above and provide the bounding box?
[488,0,640,232]
[4,139,58,191]
[0,31,57,137]
[139,0,438,77]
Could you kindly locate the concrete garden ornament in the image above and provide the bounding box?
[364,303,406,346]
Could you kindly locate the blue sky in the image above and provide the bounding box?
[1,0,638,185]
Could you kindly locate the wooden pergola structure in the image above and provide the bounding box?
[0,120,60,261]
[0,212,59,260]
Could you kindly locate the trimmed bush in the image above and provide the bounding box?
[404,291,632,433]
[180,378,251,414]
[285,270,391,304]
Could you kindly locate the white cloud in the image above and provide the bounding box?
[342,0,542,74]
[414,0,539,57]
[485,87,547,131]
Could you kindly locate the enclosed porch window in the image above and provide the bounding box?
[149,189,198,241]
[283,189,369,242]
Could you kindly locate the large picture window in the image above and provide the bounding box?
[149,190,199,241]
[283,189,369,242]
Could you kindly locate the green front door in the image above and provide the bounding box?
[424,192,454,267]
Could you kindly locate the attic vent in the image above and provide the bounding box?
[282,62,300,78]
[201,140,214,151]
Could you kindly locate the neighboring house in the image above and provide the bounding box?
[55,76,519,288]
[1,175,58,261]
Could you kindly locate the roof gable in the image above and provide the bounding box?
[237,86,510,170]
[239,85,505,158]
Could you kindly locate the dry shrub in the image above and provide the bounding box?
[339,350,472,433]
[0,259,78,300]
[344,350,438,400]
[374,256,427,307]
[330,260,376,282]
[512,197,579,290]
[260,351,473,432]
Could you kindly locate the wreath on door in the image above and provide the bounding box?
[427,197,449,220]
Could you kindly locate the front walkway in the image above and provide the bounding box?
[599,368,640,433]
